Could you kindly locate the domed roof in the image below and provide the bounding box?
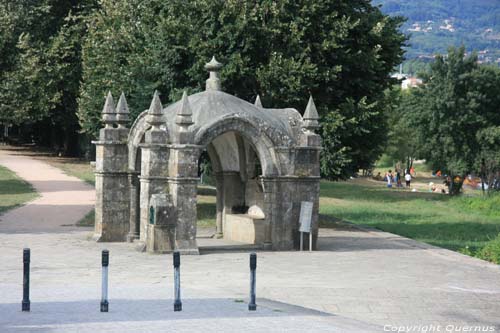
[163,89,301,146]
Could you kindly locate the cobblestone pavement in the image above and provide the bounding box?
[1,150,499,332]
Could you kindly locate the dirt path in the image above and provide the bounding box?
[0,149,94,233]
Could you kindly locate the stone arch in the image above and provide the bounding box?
[127,111,150,172]
[194,116,281,177]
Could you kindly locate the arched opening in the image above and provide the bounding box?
[195,130,269,249]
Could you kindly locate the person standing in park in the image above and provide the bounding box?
[386,170,393,188]
[396,170,403,188]
[405,172,412,188]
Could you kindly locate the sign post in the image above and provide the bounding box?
[299,201,313,251]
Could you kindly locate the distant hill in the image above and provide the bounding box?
[373,0,500,66]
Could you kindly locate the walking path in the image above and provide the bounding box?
[0,149,499,332]
[0,149,94,233]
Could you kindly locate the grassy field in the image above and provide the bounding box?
[320,178,500,261]
[47,160,95,186]
[0,165,38,214]
[31,149,500,263]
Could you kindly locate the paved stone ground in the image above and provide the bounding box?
[1,150,500,332]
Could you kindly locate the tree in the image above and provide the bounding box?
[406,47,500,195]
[78,0,406,179]
[382,87,419,171]
[0,0,97,154]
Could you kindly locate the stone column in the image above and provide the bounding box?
[261,177,275,250]
[127,172,140,242]
[93,92,130,242]
[167,144,202,254]
[214,172,224,238]
[136,91,170,251]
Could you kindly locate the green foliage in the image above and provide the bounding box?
[452,194,500,218]
[78,0,406,180]
[0,165,38,214]
[403,47,500,193]
[0,1,97,154]
[380,87,419,170]
[478,233,500,264]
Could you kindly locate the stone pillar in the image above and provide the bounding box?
[261,177,274,250]
[127,172,140,242]
[215,172,224,238]
[167,145,202,254]
[293,117,322,250]
[137,91,170,251]
[93,92,130,242]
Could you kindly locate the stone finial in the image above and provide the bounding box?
[176,91,194,127]
[254,95,263,108]
[147,90,164,129]
[205,56,223,91]
[115,92,130,128]
[302,95,320,131]
[102,91,116,128]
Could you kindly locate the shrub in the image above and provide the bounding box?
[478,234,500,264]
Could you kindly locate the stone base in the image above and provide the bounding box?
[135,241,147,252]
[223,214,269,245]
[146,225,175,253]
[92,233,127,242]
[175,239,200,255]
[126,232,139,243]
[92,233,103,242]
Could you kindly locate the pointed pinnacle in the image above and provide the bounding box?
[254,95,263,108]
[178,91,193,116]
[149,90,163,115]
[116,92,129,114]
[102,91,115,114]
[176,91,194,126]
[303,95,319,120]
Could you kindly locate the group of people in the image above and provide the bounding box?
[386,169,413,188]
[373,167,414,189]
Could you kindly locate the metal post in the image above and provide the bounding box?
[22,248,30,312]
[173,251,182,311]
[249,253,257,311]
[300,232,304,251]
[100,250,109,312]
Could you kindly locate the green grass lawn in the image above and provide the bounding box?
[47,160,95,186]
[0,165,38,214]
[320,178,500,261]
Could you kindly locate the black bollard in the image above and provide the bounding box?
[22,248,30,312]
[100,250,109,312]
[248,253,257,311]
[173,251,182,311]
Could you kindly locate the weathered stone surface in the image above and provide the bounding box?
[94,58,322,253]
[224,214,268,244]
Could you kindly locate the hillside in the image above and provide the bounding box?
[373,0,500,65]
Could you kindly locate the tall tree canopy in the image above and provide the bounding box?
[0,0,97,154]
[403,47,500,194]
[0,1,405,174]
[78,0,406,179]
